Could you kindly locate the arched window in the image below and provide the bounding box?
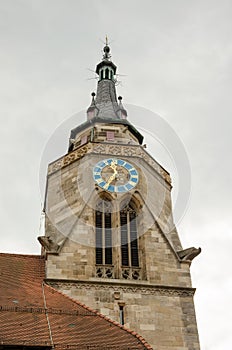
[100,69,104,80]
[120,204,139,267]
[105,68,109,79]
[95,199,112,265]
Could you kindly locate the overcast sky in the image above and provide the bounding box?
[0,1,231,349]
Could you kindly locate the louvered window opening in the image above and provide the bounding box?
[120,207,139,267]
[96,201,112,265]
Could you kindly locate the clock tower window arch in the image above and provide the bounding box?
[95,198,113,266]
[120,202,139,269]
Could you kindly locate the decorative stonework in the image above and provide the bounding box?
[47,142,171,184]
[48,144,91,175]
[46,279,195,297]
[94,266,141,281]
[121,267,141,280]
[96,266,114,278]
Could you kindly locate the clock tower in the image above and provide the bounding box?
[39,43,201,349]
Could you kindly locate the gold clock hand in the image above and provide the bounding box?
[104,172,116,188]
[109,160,117,173]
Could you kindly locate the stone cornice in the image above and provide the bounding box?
[47,142,171,185]
[45,278,195,297]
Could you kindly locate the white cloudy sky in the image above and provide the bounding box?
[0,1,231,349]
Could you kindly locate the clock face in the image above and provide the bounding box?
[93,158,139,193]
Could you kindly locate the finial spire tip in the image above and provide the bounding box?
[103,35,110,60]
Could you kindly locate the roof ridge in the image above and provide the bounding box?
[0,305,97,316]
[44,283,153,350]
[0,252,43,258]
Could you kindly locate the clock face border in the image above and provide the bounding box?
[93,158,139,193]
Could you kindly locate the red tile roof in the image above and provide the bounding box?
[0,253,153,349]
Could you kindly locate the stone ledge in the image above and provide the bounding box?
[45,278,195,297]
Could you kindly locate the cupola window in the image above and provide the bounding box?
[105,68,109,79]
[100,69,104,80]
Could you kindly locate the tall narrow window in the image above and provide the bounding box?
[100,70,104,80]
[120,204,139,267]
[95,199,112,265]
[105,68,109,79]
[119,304,125,325]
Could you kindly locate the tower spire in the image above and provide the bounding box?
[70,42,143,152]
[86,41,128,120]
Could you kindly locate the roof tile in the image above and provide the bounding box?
[0,253,153,349]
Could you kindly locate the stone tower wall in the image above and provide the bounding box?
[43,140,200,349]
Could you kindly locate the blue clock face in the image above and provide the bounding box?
[93,158,139,193]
